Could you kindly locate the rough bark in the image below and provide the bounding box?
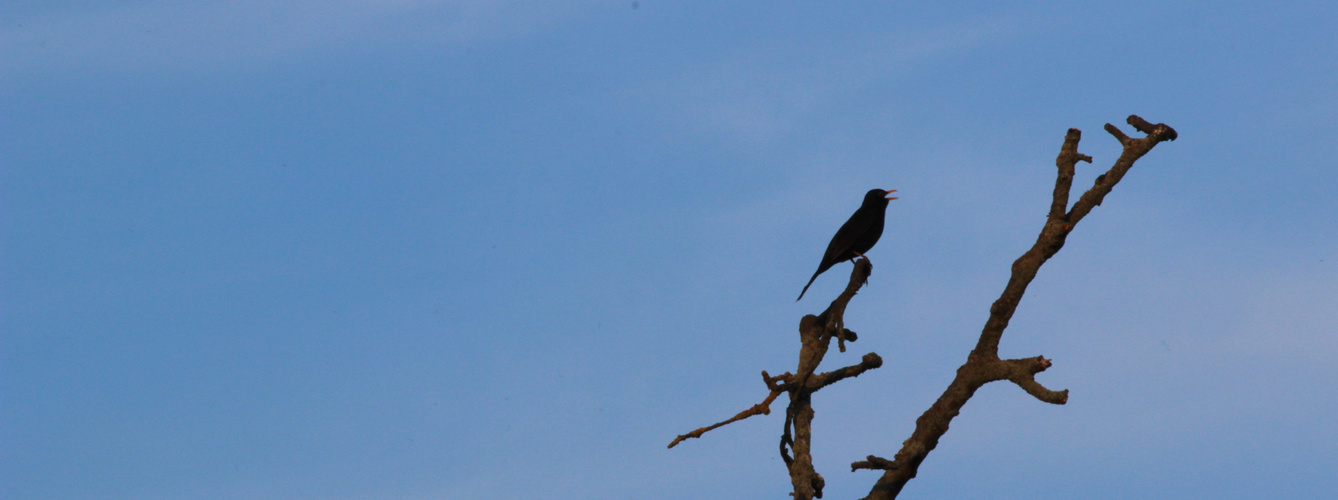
[855,116,1177,499]
[671,115,1176,500]
[671,254,882,500]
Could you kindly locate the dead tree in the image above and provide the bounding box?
[671,116,1177,500]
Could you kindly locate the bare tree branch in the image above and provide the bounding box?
[667,385,783,449]
[1001,356,1068,404]
[858,116,1177,499]
[670,116,1174,499]
[817,353,884,388]
[852,454,898,471]
[784,257,878,499]
[671,255,884,500]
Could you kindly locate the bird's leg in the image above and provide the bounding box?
[850,253,871,288]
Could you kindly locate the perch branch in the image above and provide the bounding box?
[669,254,884,500]
[782,257,880,500]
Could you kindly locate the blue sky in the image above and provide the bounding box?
[3,1,1336,499]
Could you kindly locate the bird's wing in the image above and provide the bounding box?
[821,214,863,263]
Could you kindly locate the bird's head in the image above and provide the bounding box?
[864,188,898,205]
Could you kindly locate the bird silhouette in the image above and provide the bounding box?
[797,188,898,301]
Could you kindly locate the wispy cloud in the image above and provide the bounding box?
[629,15,1023,145]
[2,0,594,79]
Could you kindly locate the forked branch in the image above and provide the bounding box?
[670,241,885,500]
[668,116,1174,499]
[858,116,1177,499]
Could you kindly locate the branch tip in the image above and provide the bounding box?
[851,455,898,471]
[862,352,883,368]
[1104,123,1131,145]
[1002,356,1068,405]
[1126,115,1177,141]
[815,352,884,388]
[1128,116,1177,142]
[667,388,783,448]
[1035,356,1052,372]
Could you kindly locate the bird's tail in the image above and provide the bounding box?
[796,272,821,301]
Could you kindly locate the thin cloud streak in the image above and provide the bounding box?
[1,0,593,80]
[625,15,1023,144]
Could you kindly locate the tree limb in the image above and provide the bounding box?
[667,386,783,449]
[669,255,885,500]
[859,116,1177,499]
[784,257,879,499]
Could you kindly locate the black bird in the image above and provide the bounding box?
[797,188,898,301]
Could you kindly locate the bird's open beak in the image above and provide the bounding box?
[885,189,898,200]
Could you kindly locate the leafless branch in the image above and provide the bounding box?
[669,116,1173,499]
[858,115,1177,499]
[671,255,884,500]
[667,386,783,449]
[852,455,897,471]
[784,257,880,499]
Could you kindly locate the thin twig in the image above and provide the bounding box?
[667,389,783,449]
